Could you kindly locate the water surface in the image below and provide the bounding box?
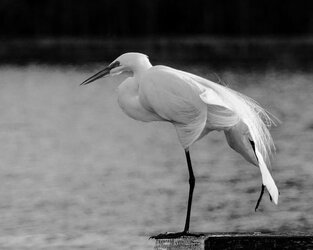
[0,65,312,249]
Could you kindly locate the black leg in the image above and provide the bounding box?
[255,184,265,211]
[249,139,259,162]
[183,149,195,233]
[151,149,203,239]
[250,140,267,211]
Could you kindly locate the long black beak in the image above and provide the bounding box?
[80,61,120,86]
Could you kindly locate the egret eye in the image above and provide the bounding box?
[109,61,120,68]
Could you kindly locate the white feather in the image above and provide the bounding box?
[180,70,276,166]
[199,89,231,109]
[184,71,279,203]
[255,149,279,204]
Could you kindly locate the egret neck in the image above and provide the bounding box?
[117,57,161,122]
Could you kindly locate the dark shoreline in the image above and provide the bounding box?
[1,37,313,70]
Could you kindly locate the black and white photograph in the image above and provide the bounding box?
[0,1,312,249]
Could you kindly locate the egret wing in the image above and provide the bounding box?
[139,66,207,148]
[198,88,240,131]
[181,69,279,203]
[178,69,276,166]
[199,88,230,109]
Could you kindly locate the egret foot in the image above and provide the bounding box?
[150,231,204,239]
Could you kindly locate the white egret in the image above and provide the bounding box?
[81,52,279,238]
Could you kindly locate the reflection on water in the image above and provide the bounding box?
[0,65,312,249]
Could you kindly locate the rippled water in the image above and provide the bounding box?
[0,65,312,249]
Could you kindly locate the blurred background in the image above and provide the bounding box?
[0,0,312,249]
[2,0,313,68]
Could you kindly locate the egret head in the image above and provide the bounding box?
[81,52,151,85]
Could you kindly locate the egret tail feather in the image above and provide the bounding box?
[182,70,276,166]
[255,149,279,204]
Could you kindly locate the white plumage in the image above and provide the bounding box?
[81,52,279,236]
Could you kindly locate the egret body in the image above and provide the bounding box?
[81,52,279,237]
